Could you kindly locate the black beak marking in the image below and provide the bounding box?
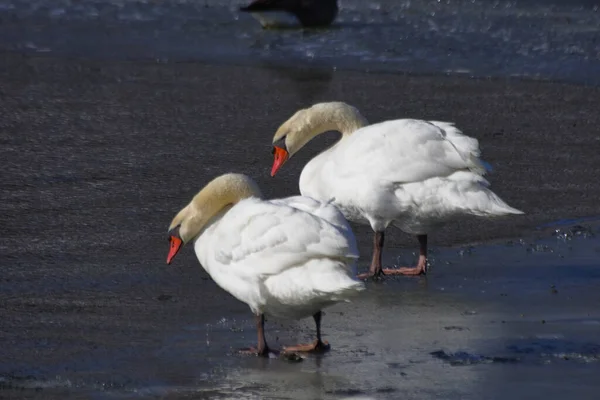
[273,137,287,152]
[168,225,181,240]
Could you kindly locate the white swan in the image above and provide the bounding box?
[166,173,364,356]
[269,102,524,279]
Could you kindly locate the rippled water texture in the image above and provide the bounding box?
[0,0,599,84]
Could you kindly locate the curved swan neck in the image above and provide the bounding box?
[274,102,369,156]
[305,102,368,137]
[169,173,263,243]
[190,174,262,215]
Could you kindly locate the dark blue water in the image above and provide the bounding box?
[1,0,599,84]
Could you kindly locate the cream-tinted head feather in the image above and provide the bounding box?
[272,102,369,157]
[166,173,262,264]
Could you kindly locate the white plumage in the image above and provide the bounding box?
[299,118,522,234]
[195,195,364,319]
[270,102,523,278]
[166,173,364,356]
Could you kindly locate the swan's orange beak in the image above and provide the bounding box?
[271,146,289,177]
[166,235,183,265]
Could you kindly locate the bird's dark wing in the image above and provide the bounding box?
[239,0,298,12]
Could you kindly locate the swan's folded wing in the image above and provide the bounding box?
[269,195,355,237]
[208,199,358,278]
[333,119,487,185]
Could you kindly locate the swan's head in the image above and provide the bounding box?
[270,102,368,176]
[166,173,263,264]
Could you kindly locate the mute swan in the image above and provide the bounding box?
[239,0,338,28]
[269,102,524,279]
[166,173,364,356]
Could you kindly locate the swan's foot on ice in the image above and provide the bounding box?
[357,269,386,280]
[238,346,278,357]
[237,314,279,357]
[357,231,387,280]
[388,255,427,276]
[283,339,330,353]
[358,256,427,279]
[359,233,428,278]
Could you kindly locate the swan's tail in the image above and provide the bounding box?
[476,189,524,216]
[420,121,523,217]
[443,172,524,216]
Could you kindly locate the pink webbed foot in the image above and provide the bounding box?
[282,339,330,354]
[384,255,427,276]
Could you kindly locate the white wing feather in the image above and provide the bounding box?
[200,197,358,279]
[331,119,490,185]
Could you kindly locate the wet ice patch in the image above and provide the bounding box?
[130,383,268,399]
[21,42,51,52]
[507,338,600,364]
[444,326,469,331]
[0,374,73,390]
[553,224,597,241]
[325,388,379,399]
[430,350,519,366]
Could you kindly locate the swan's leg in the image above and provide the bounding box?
[383,234,427,276]
[282,311,331,353]
[357,231,385,279]
[238,314,275,357]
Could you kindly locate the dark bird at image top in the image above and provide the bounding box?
[239,0,339,28]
